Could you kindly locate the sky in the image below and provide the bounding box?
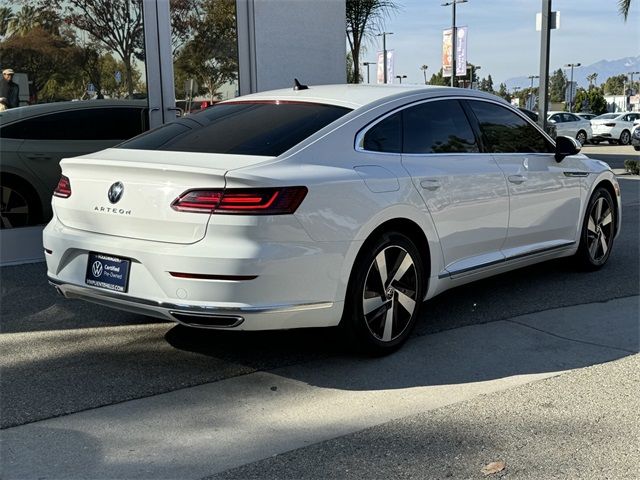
[359,0,640,85]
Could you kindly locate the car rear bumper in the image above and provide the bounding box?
[43,217,350,330]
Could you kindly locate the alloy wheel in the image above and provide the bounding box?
[586,196,613,263]
[619,130,630,145]
[362,245,418,342]
[576,131,587,145]
[0,185,30,229]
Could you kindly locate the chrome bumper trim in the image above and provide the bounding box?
[48,277,334,317]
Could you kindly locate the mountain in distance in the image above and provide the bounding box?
[504,55,640,91]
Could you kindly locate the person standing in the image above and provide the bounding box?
[0,69,20,110]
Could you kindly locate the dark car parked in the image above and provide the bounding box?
[1,100,149,228]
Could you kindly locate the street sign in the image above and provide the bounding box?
[114,71,122,84]
[87,83,96,93]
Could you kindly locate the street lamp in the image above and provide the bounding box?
[420,65,429,85]
[469,65,481,88]
[441,0,468,88]
[363,62,375,84]
[376,32,393,84]
[528,74,539,91]
[564,62,581,112]
[395,75,407,84]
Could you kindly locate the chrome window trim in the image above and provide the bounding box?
[354,95,554,156]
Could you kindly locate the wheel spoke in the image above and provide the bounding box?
[382,301,394,342]
[600,209,612,227]
[588,236,599,259]
[363,295,386,315]
[389,253,413,286]
[587,215,597,234]
[594,198,603,224]
[375,251,388,287]
[396,290,416,315]
[599,234,608,256]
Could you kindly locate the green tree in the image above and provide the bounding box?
[174,0,237,100]
[479,74,494,93]
[428,68,447,86]
[0,26,79,99]
[47,0,144,97]
[0,6,14,39]
[346,52,361,84]
[586,72,598,89]
[549,68,567,102]
[346,0,398,84]
[497,83,511,102]
[603,74,626,95]
[573,87,607,115]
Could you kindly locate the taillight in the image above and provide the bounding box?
[172,187,307,214]
[603,123,616,127]
[53,175,71,198]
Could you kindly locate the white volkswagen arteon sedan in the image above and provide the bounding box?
[44,85,621,353]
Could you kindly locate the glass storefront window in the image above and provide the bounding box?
[170,0,240,115]
[0,0,149,228]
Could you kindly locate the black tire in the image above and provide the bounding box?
[619,130,631,146]
[609,140,618,145]
[340,231,425,355]
[0,179,42,229]
[591,139,600,145]
[634,146,640,151]
[576,130,587,145]
[575,187,615,270]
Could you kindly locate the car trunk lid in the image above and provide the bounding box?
[53,148,273,244]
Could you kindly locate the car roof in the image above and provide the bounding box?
[0,99,146,124]
[221,84,508,110]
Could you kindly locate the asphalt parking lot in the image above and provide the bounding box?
[1,175,638,479]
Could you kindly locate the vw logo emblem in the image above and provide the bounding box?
[108,182,124,204]
[92,261,103,277]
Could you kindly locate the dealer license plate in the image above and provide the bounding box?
[85,252,131,293]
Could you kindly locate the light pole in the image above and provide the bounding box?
[469,65,480,88]
[363,62,375,84]
[564,62,581,112]
[420,65,429,84]
[376,32,393,84]
[441,0,468,88]
[395,75,407,84]
[628,71,640,94]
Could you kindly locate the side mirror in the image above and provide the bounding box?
[548,118,556,124]
[555,135,581,162]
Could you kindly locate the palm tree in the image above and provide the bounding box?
[346,0,398,84]
[586,73,598,89]
[6,5,39,37]
[420,65,429,84]
[618,0,632,20]
[0,7,14,39]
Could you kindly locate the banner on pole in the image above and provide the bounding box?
[442,28,453,78]
[443,27,468,78]
[376,50,395,84]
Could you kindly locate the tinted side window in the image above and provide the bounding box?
[403,100,478,154]
[362,112,402,153]
[468,101,554,154]
[119,102,351,156]
[0,108,145,141]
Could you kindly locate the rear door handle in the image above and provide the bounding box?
[508,175,526,184]
[420,179,440,191]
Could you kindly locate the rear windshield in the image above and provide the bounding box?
[118,102,351,156]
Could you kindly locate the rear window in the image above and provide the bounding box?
[118,102,351,156]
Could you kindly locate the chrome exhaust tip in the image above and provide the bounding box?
[170,311,244,329]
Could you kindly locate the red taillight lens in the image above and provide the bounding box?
[603,123,616,127]
[53,175,72,198]
[172,187,307,214]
